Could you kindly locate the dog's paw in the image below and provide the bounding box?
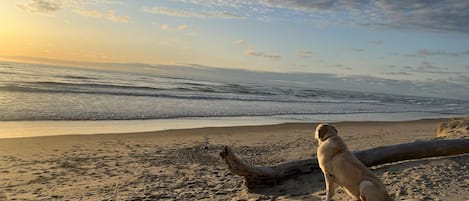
[321,195,331,201]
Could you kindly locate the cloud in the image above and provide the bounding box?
[159,24,189,31]
[172,0,244,8]
[176,24,189,31]
[417,48,459,57]
[399,62,461,75]
[104,11,130,23]
[244,50,262,57]
[418,61,445,70]
[74,9,130,23]
[17,0,62,15]
[334,64,343,68]
[384,72,412,76]
[160,24,169,31]
[143,7,244,19]
[260,0,469,34]
[342,67,353,70]
[404,48,466,58]
[158,38,181,46]
[402,66,413,70]
[333,64,352,70]
[232,39,246,45]
[17,0,130,22]
[170,0,469,34]
[372,1,469,34]
[344,48,365,52]
[297,49,313,58]
[243,49,281,59]
[368,40,384,45]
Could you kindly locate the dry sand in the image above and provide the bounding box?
[437,116,469,139]
[0,119,468,201]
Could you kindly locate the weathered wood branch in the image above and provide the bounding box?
[219,138,469,190]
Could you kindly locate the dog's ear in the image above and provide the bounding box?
[316,124,329,140]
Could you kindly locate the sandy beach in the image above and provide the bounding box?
[0,119,468,201]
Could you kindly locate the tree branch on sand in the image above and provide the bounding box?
[219,138,469,191]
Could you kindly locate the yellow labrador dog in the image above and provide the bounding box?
[315,123,390,201]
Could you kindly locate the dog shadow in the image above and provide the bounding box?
[245,172,336,201]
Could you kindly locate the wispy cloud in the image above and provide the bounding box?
[171,0,243,8]
[158,38,181,46]
[333,64,352,70]
[403,48,465,58]
[384,72,412,76]
[396,62,461,75]
[243,49,281,59]
[417,61,447,71]
[169,0,469,34]
[232,39,246,45]
[261,0,469,34]
[143,7,244,19]
[160,24,169,31]
[297,49,313,58]
[344,48,365,52]
[417,48,459,57]
[17,0,130,22]
[176,24,189,31]
[74,9,130,23]
[159,24,190,31]
[17,0,62,16]
[368,40,384,45]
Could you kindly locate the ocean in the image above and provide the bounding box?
[0,61,467,137]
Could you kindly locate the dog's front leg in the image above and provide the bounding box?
[323,173,336,201]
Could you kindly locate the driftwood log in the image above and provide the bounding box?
[219,138,469,190]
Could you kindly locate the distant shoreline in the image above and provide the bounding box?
[0,115,462,139]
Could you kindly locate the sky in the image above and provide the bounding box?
[1,0,469,99]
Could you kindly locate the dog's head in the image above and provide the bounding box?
[315,123,338,143]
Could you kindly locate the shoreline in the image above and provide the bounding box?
[0,114,464,139]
